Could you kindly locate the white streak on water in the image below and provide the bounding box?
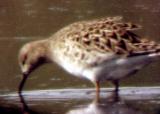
[1,87,160,101]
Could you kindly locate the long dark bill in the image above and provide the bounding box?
[18,73,28,95]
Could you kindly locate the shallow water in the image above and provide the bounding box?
[0,87,160,114]
[0,0,160,114]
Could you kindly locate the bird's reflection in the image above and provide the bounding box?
[18,93,38,114]
[67,93,144,114]
[18,90,145,114]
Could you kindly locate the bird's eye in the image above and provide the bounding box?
[22,54,27,65]
[22,59,26,65]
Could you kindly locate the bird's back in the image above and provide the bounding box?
[49,17,160,82]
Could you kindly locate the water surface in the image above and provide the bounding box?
[0,87,160,114]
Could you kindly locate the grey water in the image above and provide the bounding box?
[0,0,160,114]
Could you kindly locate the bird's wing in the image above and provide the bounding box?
[54,16,160,67]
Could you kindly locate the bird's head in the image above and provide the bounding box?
[18,40,50,94]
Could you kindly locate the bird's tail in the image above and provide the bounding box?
[129,39,160,59]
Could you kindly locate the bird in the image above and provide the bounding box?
[18,16,160,98]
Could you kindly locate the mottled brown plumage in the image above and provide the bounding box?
[51,17,159,56]
[18,17,160,97]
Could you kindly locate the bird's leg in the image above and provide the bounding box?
[111,80,120,101]
[94,81,100,101]
[113,80,119,93]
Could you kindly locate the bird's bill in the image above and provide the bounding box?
[18,73,28,94]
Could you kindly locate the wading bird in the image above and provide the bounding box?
[18,17,160,98]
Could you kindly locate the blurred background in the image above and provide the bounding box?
[0,0,160,93]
